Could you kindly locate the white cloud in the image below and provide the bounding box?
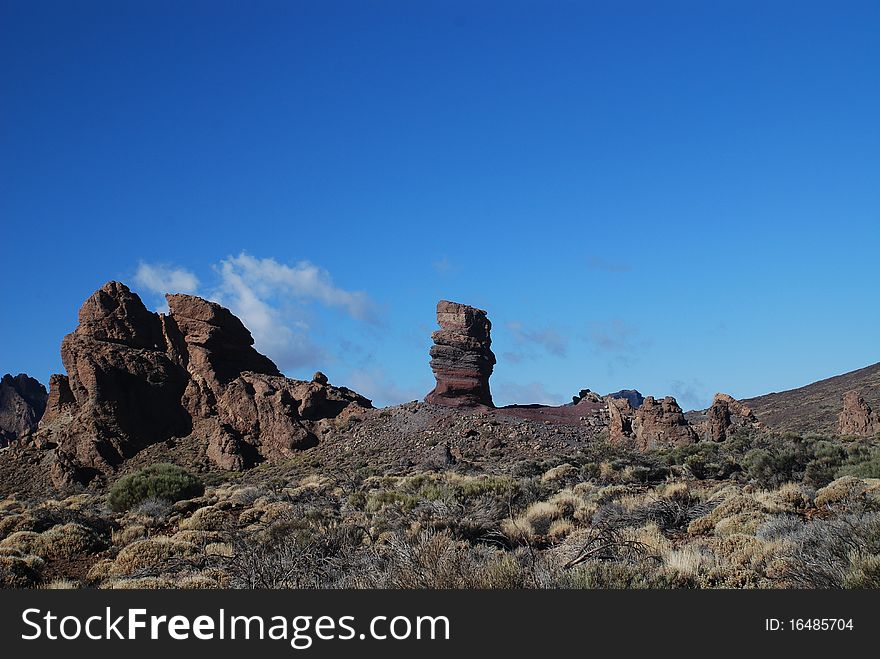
[134,252,375,374]
[217,253,377,323]
[134,263,199,295]
[211,260,326,370]
[210,252,378,372]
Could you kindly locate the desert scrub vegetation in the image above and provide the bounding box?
[657,432,880,488]
[2,430,879,589]
[108,463,204,512]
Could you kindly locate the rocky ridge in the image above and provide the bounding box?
[35,282,372,486]
[0,374,48,446]
[4,286,877,497]
[743,362,880,435]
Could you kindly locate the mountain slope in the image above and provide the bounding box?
[743,362,880,435]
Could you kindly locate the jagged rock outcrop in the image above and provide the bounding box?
[425,300,496,407]
[43,282,193,479]
[571,389,602,405]
[837,391,880,436]
[37,282,372,485]
[571,389,590,405]
[41,374,76,426]
[704,393,761,441]
[633,396,697,449]
[605,394,696,449]
[605,396,634,440]
[607,389,645,409]
[0,374,48,446]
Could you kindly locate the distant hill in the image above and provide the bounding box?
[743,362,880,435]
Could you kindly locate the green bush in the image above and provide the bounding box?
[108,464,204,512]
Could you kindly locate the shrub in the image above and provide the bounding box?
[178,505,235,532]
[112,524,147,547]
[756,515,803,542]
[109,537,200,577]
[108,464,204,512]
[687,494,764,536]
[814,476,868,509]
[0,553,44,587]
[780,512,880,588]
[0,530,41,554]
[130,497,174,519]
[564,560,693,589]
[843,554,880,588]
[36,523,104,560]
[757,483,814,513]
[630,486,716,532]
[663,545,717,576]
[540,463,578,484]
[501,496,582,544]
[714,511,768,537]
[837,455,880,479]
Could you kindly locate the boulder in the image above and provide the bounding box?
[837,391,879,436]
[425,300,496,407]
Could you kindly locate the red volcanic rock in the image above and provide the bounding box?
[0,374,48,446]
[40,283,192,481]
[607,389,645,409]
[425,300,496,408]
[605,396,634,442]
[632,396,697,450]
[38,374,76,435]
[165,293,280,384]
[837,391,879,436]
[604,394,696,448]
[705,393,761,441]
[37,282,372,486]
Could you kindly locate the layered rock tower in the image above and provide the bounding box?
[425,300,496,407]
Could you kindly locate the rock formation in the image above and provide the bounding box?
[607,389,645,409]
[425,300,496,407]
[605,396,634,440]
[704,393,761,441]
[0,374,48,446]
[605,394,697,449]
[571,389,602,405]
[40,374,76,427]
[633,396,698,449]
[837,391,880,436]
[37,282,372,485]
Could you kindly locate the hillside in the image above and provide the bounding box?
[743,362,880,435]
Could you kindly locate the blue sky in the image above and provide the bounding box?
[1,1,878,409]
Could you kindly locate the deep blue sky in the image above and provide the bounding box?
[2,1,878,408]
